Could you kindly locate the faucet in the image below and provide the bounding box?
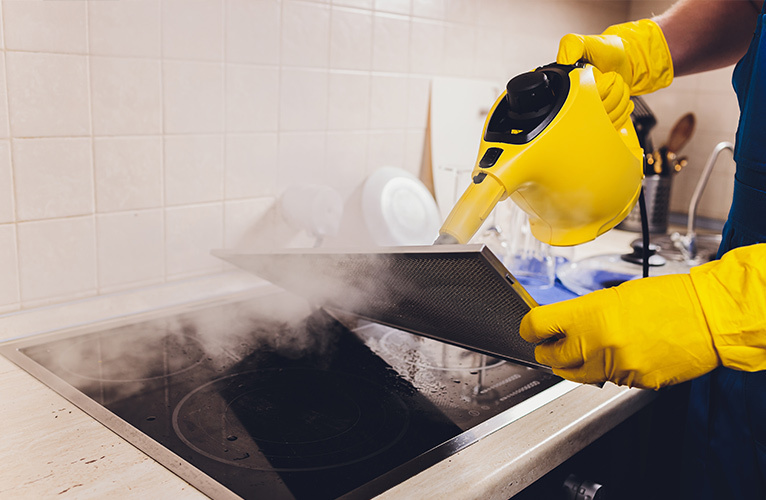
[670,141,733,264]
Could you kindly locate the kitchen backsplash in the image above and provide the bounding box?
[0,0,741,313]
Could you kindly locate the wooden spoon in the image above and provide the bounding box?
[653,113,696,175]
[665,112,696,153]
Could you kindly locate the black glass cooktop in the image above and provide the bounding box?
[3,292,562,499]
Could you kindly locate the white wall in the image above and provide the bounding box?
[0,0,637,313]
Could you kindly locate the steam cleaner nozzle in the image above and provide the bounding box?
[434,234,459,245]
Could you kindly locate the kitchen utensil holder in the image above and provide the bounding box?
[617,174,673,234]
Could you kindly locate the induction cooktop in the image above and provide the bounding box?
[0,290,569,499]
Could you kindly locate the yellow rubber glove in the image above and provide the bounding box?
[557,19,674,96]
[520,243,766,390]
[591,66,633,131]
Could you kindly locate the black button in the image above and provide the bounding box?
[473,172,487,183]
[479,148,503,168]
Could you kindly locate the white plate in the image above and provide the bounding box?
[362,167,441,246]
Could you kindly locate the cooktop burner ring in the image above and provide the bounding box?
[379,330,505,372]
[172,367,411,472]
[56,333,206,383]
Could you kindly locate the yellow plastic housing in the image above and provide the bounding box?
[438,65,643,246]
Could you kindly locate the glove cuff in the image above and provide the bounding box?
[603,19,674,95]
[690,244,766,372]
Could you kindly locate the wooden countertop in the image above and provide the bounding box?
[0,232,657,498]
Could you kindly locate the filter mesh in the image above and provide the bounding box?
[212,246,543,369]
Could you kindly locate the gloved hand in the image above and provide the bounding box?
[557,19,674,96]
[520,243,766,390]
[591,66,633,131]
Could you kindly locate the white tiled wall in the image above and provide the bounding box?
[12,0,735,313]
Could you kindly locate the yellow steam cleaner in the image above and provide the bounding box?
[435,63,644,247]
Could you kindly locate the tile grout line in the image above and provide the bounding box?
[319,1,331,182]
[276,0,284,197]
[85,0,101,298]
[221,0,228,256]
[0,0,21,312]
[159,0,168,285]
[364,6,376,173]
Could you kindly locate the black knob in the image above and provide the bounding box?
[621,239,666,266]
[505,71,556,120]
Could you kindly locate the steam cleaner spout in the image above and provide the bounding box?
[435,174,508,245]
[433,234,459,245]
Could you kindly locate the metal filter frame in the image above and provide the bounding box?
[212,244,546,370]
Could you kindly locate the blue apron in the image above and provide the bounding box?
[683,4,766,498]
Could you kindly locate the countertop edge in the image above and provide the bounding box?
[376,383,656,499]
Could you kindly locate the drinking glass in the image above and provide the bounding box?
[502,201,556,289]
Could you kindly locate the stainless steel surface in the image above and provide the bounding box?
[212,244,544,370]
[624,142,731,266]
[686,142,733,238]
[650,232,721,265]
[640,142,732,266]
[618,174,673,234]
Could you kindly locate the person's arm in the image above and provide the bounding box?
[557,0,763,96]
[656,0,763,76]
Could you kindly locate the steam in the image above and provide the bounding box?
[34,234,432,406]
[177,294,342,366]
[30,291,345,406]
[214,249,413,328]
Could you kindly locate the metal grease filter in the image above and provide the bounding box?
[212,245,543,369]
